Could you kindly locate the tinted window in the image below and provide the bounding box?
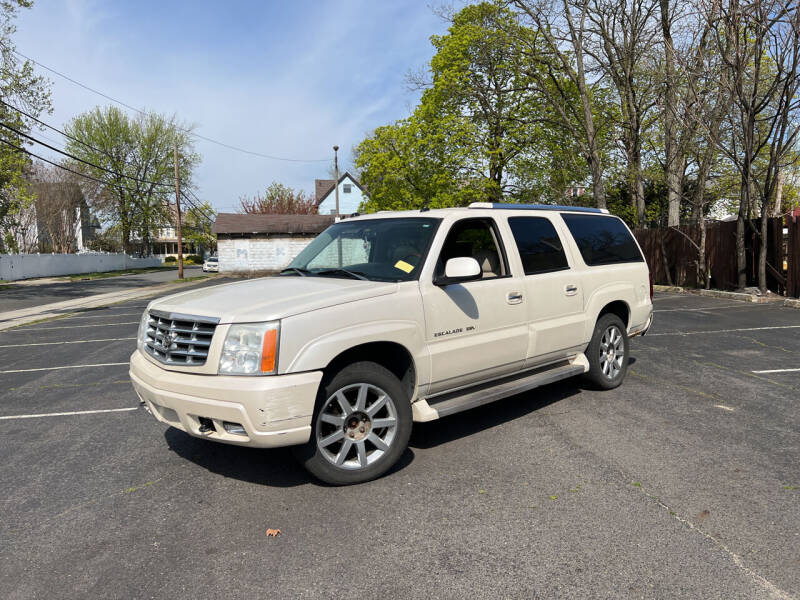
[508,217,569,275]
[561,214,643,266]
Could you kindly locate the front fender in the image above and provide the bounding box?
[284,319,430,400]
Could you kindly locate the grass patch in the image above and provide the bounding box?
[170,274,213,284]
[63,266,175,281]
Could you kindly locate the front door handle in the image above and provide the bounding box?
[507,291,523,304]
[565,284,578,296]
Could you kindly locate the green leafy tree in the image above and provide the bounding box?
[356,2,602,212]
[355,115,489,211]
[183,200,216,255]
[64,106,199,255]
[0,0,51,252]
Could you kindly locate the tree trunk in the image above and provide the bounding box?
[659,226,673,286]
[736,212,746,289]
[773,168,785,216]
[699,212,709,289]
[758,206,768,293]
[589,150,606,209]
[660,0,682,227]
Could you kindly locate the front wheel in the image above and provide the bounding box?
[294,361,412,485]
[584,314,629,389]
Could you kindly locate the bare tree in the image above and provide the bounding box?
[704,0,800,290]
[30,162,82,253]
[586,0,662,226]
[511,0,610,208]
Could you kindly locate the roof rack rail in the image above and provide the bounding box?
[468,202,609,214]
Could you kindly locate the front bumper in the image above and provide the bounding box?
[129,351,322,448]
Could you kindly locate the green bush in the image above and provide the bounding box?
[163,256,177,263]
[185,254,203,264]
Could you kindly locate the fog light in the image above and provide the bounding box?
[223,421,246,435]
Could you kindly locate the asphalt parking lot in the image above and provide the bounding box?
[0,266,203,312]
[1,289,798,599]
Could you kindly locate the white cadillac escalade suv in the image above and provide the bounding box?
[130,203,653,485]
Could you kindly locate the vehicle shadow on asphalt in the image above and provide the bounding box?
[163,429,311,487]
[410,380,582,449]
[162,428,416,487]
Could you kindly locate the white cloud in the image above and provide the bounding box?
[13,0,447,211]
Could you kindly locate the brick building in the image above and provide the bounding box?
[212,213,335,272]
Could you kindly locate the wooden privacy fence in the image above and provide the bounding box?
[634,217,799,297]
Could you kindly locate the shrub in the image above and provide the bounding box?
[163,256,177,263]
[185,254,203,264]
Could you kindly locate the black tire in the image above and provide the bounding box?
[293,361,412,485]
[584,313,629,390]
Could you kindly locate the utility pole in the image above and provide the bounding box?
[333,145,340,217]
[333,145,341,267]
[173,142,184,280]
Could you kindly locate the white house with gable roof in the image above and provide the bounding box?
[315,172,367,215]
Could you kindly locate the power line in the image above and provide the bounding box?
[10,46,331,163]
[0,97,119,164]
[1,138,206,241]
[0,136,138,192]
[180,191,215,224]
[0,120,174,190]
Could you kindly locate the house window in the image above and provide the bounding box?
[343,184,352,193]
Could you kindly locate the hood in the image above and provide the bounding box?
[149,276,398,323]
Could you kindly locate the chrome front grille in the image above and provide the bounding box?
[143,310,219,366]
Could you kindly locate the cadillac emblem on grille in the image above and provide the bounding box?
[143,310,220,366]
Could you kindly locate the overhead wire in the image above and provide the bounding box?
[0,120,175,190]
[9,46,331,163]
[0,97,119,164]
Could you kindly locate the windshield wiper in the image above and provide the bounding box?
[279,267,311,277]
[315,268,369,281]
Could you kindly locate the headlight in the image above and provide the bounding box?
[137,309,150,352]
[219,322,279,375]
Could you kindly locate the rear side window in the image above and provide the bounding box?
[561,214,643,266]
[508,217,569,275]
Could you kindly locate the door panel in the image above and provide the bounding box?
[505,215,586,364]
[421,217,528,394]
[422,280,528,394]
[522,271,585,363]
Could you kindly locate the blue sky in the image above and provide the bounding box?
[14,0,449,212]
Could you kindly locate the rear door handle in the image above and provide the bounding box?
[507,292,523,304]
[565,284,578,296]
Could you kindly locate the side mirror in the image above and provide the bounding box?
[434,257,482,286]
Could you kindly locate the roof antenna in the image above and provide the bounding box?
[420,199,430,212]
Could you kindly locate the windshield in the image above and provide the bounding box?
[285,217,441,282]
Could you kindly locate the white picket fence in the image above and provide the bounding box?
[0,253,162,281]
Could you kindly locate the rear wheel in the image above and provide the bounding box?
[294,361,412,485]
[585,314,629,389]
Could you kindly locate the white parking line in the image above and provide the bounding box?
[48,312,141,320]
[0,337,135,348]
[3,321,138,331]
[0,407,138,420]
[0,362,128,374]
[655,304,753,313]
[751,368,800,374]
[648,325,800,337]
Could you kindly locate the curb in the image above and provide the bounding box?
[0,277,217,331]
[784,298,800,309]
[653,285,782,304]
